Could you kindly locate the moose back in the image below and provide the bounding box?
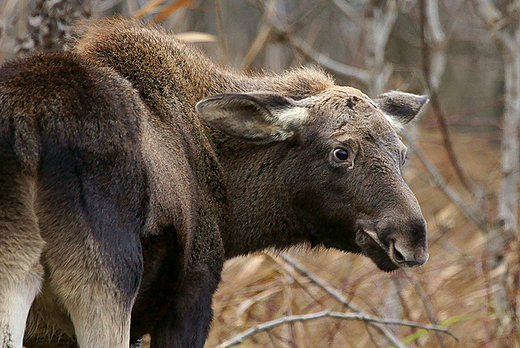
[0,19,428,348]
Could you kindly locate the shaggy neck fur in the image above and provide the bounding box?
[212,137,308,259]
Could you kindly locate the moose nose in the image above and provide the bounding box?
[356,214,428,269]
[384,215,429,268]
[390,239,429,268]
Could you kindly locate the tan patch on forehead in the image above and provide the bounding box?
[306,86,397,141]
[313,87,399,142]
[315,86,372,107]
[338,86,366,98]
[311,86,376,117]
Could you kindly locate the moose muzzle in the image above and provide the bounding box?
[356,215,429,271]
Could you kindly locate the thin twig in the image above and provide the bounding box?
[152,0,196,23]
[241,24,272,70]
[240,0,276,70]
[214,0,228,63]
[286,0,330,33]
[403,135,485,228]
[252,0,370,84]
[405,271,447,348]
[286,34,371,84]
[266,329,278,348]
[279,254,357,311]
[419,0,474,193]
[213,309,458,348]
[279,254,406,348]
[331,0,362,24]
[132,0,164,18]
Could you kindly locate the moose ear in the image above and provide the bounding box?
[374,91,428,131]
[195,92,309,143]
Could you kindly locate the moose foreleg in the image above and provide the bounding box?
[0,266,43,348]
[0,147,44,348]
[150,283,216,348]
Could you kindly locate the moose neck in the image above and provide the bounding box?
[213,139,308,259]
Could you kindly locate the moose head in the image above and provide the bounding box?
[197,87,428,271]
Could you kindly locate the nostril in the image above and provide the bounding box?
[391,240,405,264]
[390,240,428,268]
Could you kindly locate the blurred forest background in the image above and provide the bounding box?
[1,0,519,347]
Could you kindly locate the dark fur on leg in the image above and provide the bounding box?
[150,287,215,348]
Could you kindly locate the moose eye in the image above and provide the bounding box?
[329,145,355,167]
[333,148,350,162]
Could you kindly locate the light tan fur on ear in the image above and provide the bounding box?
[383,113,405,132]
[271,106,309,128]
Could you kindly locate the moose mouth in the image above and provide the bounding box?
[309,222,423,272]
[355,228,401,272]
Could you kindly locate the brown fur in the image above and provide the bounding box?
[0,19,428,348]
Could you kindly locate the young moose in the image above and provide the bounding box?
[0,19,428,348]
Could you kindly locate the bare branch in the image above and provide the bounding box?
[286,34,371,84]
[279,254,406,348]
[405,271,447,348]
[152,0,196,23]
[248,0,371,84]
[372,0,398,67]
[240,0,276,70]
[472,0,520,234]
[279,254,356,311]
[331,0,361,24]
[403,135,485,227]
[426,0,445,43]
[419,0,475,193]
[214,0,228,63]
[497,43,520,240]
[368,0,398,94]
[426,0,448,90]
[213,309,458,348]
[472,0,501,26]
[132,0,164,18]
